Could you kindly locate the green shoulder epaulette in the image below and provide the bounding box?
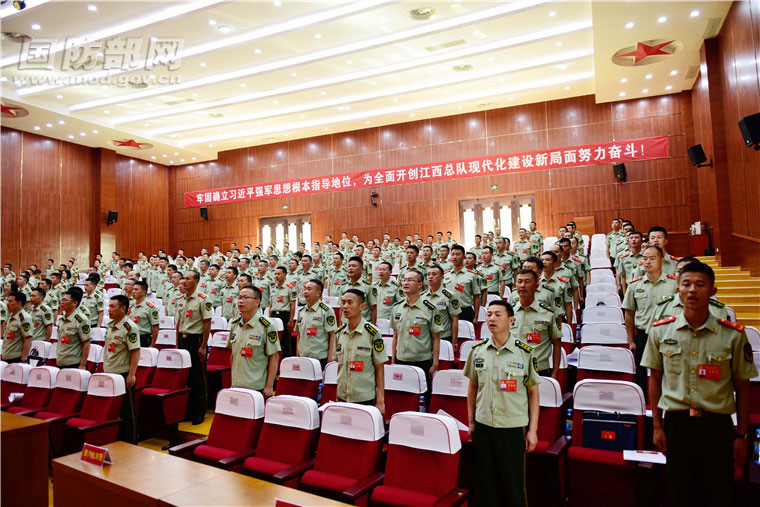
[259,316,271,327]
[516,340,533,353]
[656,295,675,306]
[364,323,378,336]
[709,298,725,309]
[423,299,436,311]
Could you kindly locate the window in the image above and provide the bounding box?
[260,214,312,252]
[459,195,535,249]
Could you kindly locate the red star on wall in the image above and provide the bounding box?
[114,139,151,148]
[618,40,675,64]
[1,104,25,116]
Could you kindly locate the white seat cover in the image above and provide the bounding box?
[573,379,645,415]
[87,344,103,363]
[538,376,562,408]
[0,361,5,379]
[582,306,624,324]
[210,331,230,348]
[157,348,192,369]
[322,296,339,307]
[321,402,385,442]
[590,259,612,269]
[751,352,760,382]
[30,340,52,358]
[280,357,322,381]
[28,366,59,389]
[382,337,394,357]
[376,319,392,336]
[88,373,126,397]
[138,347,159,367]
[2,363,33,384]
[587,283,617,294]
[389,412,461,454]
[561,323,574,344]
[264,395,320,430]
[586,293,621,308]
[578,346,635,374]
[580,323,628,346]
[548,347,568,369]
[438,340,455,361]
[745,326,760,352]
[431,369,468,397]
[458,320,475,339]
[159,316,175,329]
[480,326,493,339]
[90,328,105,342]
[57,369,91,391]
[458,340,476,363]
[48,342,57,359]
[269,317,284,332]
[384,364,427,394]
[215,388,265,420]
[156,330,177,346]
[323,361,338,384]
[211,317,228,330]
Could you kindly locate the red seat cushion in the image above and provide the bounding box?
[371,485,440,506]
[193,445,238,462]
[141,387,173,396]
[66,417,97,429]
[242,456,291,477]
[567,446,631,467]
[35,411,63,420]
[300,470,358,493]
[533,440,551,454]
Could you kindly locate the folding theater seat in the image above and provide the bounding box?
[586,283,617,295]
[566,379,648,507]
[582,306,624,325]
[576,346,636,383]
[580,323,628,348]
[170,388,265,471]
[1,363,33,410]
[210,317,228,332]
[62,373,126,454]
[429,369,470,444]
[46,342,58,367]
[300,403,386,504]
[549,346,569,393]
[438,340,455,370]
[276,357,322,400]
[137,348,192,439]
[370,412,467,506]
[241,395,320,487]
[0,361,5,379]
[28,340,53,366]
[50,326,58,342]
[561,323,575,355]
[89,327,105,344]
[35,369,91,456]
[585,293,621,308]
[456,340,476,369]
[85,344,103,373]
[457,320,476,341]
[376,319,392,337]
[155,329,177,350]
[206,331,231,409]
[383,364,426,421]
[159,316,175,330]
[480,324,492,340]
[7,365,58,416]
[321,361,338,406]
[135,347,159,390]
[383,338,394,361]
[527,377,570,507]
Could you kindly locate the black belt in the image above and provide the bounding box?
[180,333,203,339]
[666,408,730,418]
[487,291,500,295]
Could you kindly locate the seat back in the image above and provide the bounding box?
[746,326,760,352]
[590,271,616,285]
[29,340,52,366]
[548,347,569,392]
[384,365,427,420]
[457,340,476,367]
[210,317,228,331]
[576,346,636,382]
[438,340,455,369]
[159,316,175,329]
[155,330,177,349]
[86,344,103,373]
[429,369,469,427]
[384,412,461,498]
[80,373,126,422]
[314,403,385,479]
[320,361,338,406]
[590,258,612,269]
[580,323,628,347]
[12,366,59,410]
[276,357,322,400]
[254,395,320,464]
[89,328,104,344]
[587,283,617,295]
[561,322,575,354]
[150,349,192,390]
[537,377,563,443]
[206,388,265,452]
[207,332,231,367]
[376,319,392,337]
[582,306,624,324]
[2,363,33,386]
[585,293,621,308]
[457,320,476,340]
[136,347,159,389]
[571,379,645,450]
[46,369,91,415]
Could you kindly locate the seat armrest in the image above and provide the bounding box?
[272,458,315,483]
[168,438,206,457]
[434,488,469,507]
[72,418,122,433]
[44,413,80,424]
[213,366,231,373]
[217,448,257,468]
[342,472,384,501]
[545,436,571,457]
[153,387,191,399]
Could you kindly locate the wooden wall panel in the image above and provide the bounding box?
[1,128,23,271]
[171,92,697,255]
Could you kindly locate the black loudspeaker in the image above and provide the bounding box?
[687,144,713,168]
[106,210,118,226]
[738,112,760,149]
[200,206,208,220]
[613,163,626,183]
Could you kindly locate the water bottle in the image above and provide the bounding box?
[754,428,760,465]
[419,395,426,412]
[565,409,573,439]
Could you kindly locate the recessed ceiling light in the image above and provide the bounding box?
[408,7,436,20]
[371,80,377,85]
[240,83,246,87]
[192,157,196,160]
[320,90,326,95]
[690,10,700,17]
[619,91,626,97]
[548,11,556,17]
[458,106,463,110]
[254,48,262,54]
[58,120,65,125]
[665,85,672,90]
[103,110,109,114]
[169,161,174,164]
[92,129,98,134]
[410,113,415,117]
[366,120,371,124]
[217,25,232,34]
[273,0,282,6]
[0,77,6,82]
[56,94,63,99]
[392,98,398,102]
[180,159,185,162]
[625,21,634,29]
[272,99,278,104]
[208,19,216,25]
[200,62,206,67]
[88,5,97,12]
[208,144,213,147]
[80,132,86,136]
[290,71,297,77]
[556,64,567,70]
[33,126,40,130]
[162,154,167,157]
[314,33,322,39]
[174,152,179,155]
[324,127,329,131]
[46,123,52,127]
[144,123,150,126]
[300,114,305,118]
[68,135,74,139]
[620,77,628,83]
[645,73,652,79]
[345,60,352,65]
[642,88,649,93]
[508,97,514,101]
[151,156,156,159]
[564,86,570,91]
[670,70,678,76]
[555,42,563,47]
[31,24,41,30]
[657,16,667,23]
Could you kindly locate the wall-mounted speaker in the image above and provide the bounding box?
[738,112,760,150]
[200,206,208,220]
[106,210,118,226]
[687,144,713,168]
[613,163,626,183]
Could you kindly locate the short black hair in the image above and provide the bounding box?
[307,279,324,292]
[450,245,465,254]
[31,287,46,297]
[111,295,130,309]
[488,300,514,317]
[64,288,83,306]
[8,291,26,306]
[344,288,365,300]
[239,274,252,284]
[648,226,668,238]
[524,256,544,271]
[380,261,393,270]
[348,256,364,266]
[516,268,538,282]
[643,245,664,258]
[406,244,419,254]
[541,251,558,263]
[333,251,344,260]
[275,266,287,274]
[239,285,262,300]
[134,280,149,292]
[227,266,239,276]
[678,261,715,284]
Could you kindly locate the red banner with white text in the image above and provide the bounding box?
[184,135,669,208]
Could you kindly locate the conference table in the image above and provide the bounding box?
[1,412,50,507]
[53,441,348,506]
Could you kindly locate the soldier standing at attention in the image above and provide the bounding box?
[2,291,33,363]
[642,262,756,507]
[296,279,338,369]
[130,281,159,348]
[176,271,212,425]
[464,300,540,507]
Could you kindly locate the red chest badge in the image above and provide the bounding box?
[306,328,317,336]
[455,283,464,292]
[7,332,14,340]
[408,326,421,336]
[226,298,233,303]
[486,274,494,281]
[186,310,193,318]
[133,316,140,323]
[383,298,392,305]
[108,343,116,352]
[277,296,284,303]
[241,347,253,357]
[526,332,541,344]
[698,364,721,380]
[61,335,71,344]
[500,379,517,392]
[349,361,364,372]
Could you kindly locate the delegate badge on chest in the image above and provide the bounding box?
[61,335,71,344]
[241,347,253,357]
[698,364,720,380]
[383,298,392,305]
[306,327,317,336]
[349,361,364,372]
[408,326,421,336]
[108,343,115,352]
[133,316,140,323]
[526,332,541,344]
[500,379,517,392]
[455,283,464,292]
[277,296,284,303]
[186,309,193,318]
